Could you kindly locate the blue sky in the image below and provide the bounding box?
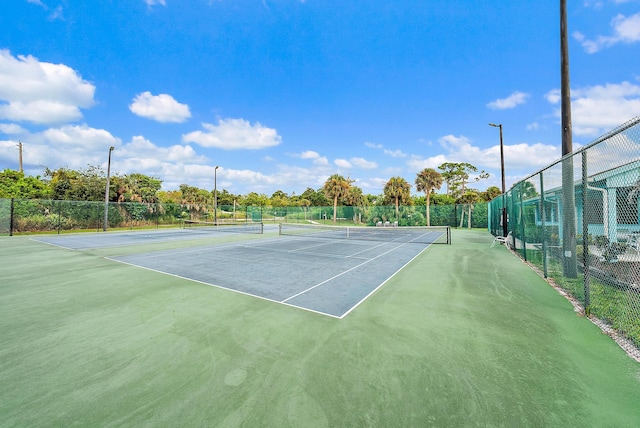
[1,0,639,196]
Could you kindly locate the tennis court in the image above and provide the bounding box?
[35,223,450,318]
[108,225,444,318]
[2,228,639,426]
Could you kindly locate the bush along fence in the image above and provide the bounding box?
[0,199,488,235]
[488,116,640,350]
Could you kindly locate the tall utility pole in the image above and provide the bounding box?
[561,0,572,157]
[18,141,23,172]
[561,0,577,277]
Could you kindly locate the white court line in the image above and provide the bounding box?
[241,244,372,260]
[281,240,419,304]
[29,237,78,251]
[105,256,343,319]
[339,243,432,319]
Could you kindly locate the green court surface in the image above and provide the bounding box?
[1,229,639,427]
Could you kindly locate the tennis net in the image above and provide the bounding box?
[278,223,451,244]
[183,220,264,234]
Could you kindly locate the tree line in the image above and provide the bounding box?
[1,162,501,226]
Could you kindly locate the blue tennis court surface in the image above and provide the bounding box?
[109,235,433,318]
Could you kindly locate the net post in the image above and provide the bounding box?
[278,223,282,235]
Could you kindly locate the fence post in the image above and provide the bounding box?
[540,174,548,278]
[57,200,62,234]
[519,184,527,261]
[453,205,457,228]
[9,198,14,236]
[581,151,591,316]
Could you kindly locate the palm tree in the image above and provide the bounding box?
[483,186,502,201]
[299,198,311,221]
[345,186,366,223]
[384,176,411,222]
[415,168,443,226]
[323,174,352,224]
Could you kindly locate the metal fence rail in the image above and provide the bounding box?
[489,116,640,349]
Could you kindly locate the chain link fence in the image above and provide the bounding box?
[489,116,640,349]
[0,199,488,235]
[263,203,487,228]
[0,200,264,234]
[0,198,11,235]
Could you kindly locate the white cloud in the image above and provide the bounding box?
[8,125,121,170]
[0,100,83,124]
[406,153,448,171]
[334,159,351,168]
[0,123,27,134]
[297,150,320,159]
[125,136,207,163]
[99,136,210,187]
[546,81,640,136]
[366,176,393,192]
[0,139,19,163]
[499,142,561,169]
[545,89,561,104]
[365,141,407,158]
[10,128,212,189]
[437,134,559,170]
[182,118,282,150]
[0,50,95,124]
[350,157,377,169]
[407,134,560,187]
[384,148,407,158]
[211,164,334,195]
[487,91,529,110]
[42,124,120,148]
[290,150,330,166]
[144,0,167,6]
[574,13,640,53]
[129,92,191,123]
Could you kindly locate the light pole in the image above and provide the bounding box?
[561,0,577,278]
[103,146,114,231]
[489,123,508,238]
[214,165,219,225]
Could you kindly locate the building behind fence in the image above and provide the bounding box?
[0,199,488,235]
[489,116,640,349]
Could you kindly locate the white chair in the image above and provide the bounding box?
[491,231,512,248]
